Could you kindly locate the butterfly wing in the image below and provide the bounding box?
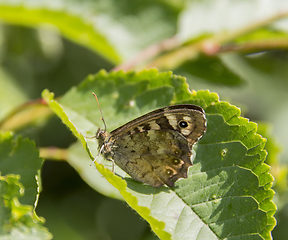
[112,130,193,187]
[110,104,206,146]
[107,105,206,187]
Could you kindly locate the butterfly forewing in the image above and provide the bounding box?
[110,105,206,142]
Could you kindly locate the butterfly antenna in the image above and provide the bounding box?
[92,92,107,132]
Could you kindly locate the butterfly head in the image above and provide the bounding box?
[95,127,104,150]
[96,127,107,140]
[96,127,114,159]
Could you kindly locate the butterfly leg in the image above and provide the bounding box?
[81,133,97,139]
[106,158,115,173]
[90,144,105,166]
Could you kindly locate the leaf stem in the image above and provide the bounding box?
[112,36,180,71]
[0,98,52,131]
[114,10,288,71]
[39,147,67,161]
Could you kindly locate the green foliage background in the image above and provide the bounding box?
[0,0,287,239]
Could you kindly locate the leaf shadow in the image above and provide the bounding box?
[125,178,171,195]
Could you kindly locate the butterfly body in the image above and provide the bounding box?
[96,104,206,187]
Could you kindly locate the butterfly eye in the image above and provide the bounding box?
[179,120,188,128]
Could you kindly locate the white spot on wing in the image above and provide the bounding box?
[137,126,144,132]
[164,114,178,130]
[181,129,191,136]
[149,121,161,130]
[183,116,191,122]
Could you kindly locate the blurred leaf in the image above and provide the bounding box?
[0,132,43,205]
[0,0,180,63]
[95,198,148,240]
[257,122,288,209]
[43,69,276,239]
[36,191,98,240]
[67,141,123,200]
[0,103,52,132]
[0,25,112,100]
[236,28,288,43]
[178,0,288,42]
[176,54,244,86]
[0,5,119,64]
[245,51,288,78]
[150,1,288,70]
[272,199,288,240]
[257,122,282,166]
[0,67,28,121]
[0,173,52,239]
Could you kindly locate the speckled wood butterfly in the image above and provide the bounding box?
[92,93,206,187]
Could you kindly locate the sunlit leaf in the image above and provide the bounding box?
[43,69,276,239]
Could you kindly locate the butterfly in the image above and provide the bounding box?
[92,93,206,187]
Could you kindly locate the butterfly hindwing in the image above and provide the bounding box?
[112,130,192,187]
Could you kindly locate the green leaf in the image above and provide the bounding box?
[0,173,52,239]
[0,68,28,121]
[0,0,179,63]
[178,1,288,42]
[0,5,119,64]
[176,54,245,86]
[42,69,276,239]
[257,122,287,209]
[0,132,43,206]
[0,132,52,238]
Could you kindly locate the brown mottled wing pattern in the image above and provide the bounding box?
[112,130,193,187]
[106,105,206,187]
